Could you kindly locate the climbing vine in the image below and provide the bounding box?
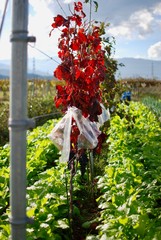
[50,1,110,154]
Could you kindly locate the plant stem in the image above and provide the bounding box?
[69,159,74,239]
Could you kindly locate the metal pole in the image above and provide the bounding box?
[9,0,35,239]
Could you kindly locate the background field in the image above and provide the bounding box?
[0,77,161,146]
[0,79,61,146]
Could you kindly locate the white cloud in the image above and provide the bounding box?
[152,2,161,28]
[0,1,5,12]
[1,0,161,62]
[148,41,161,59]
[29,0,54,33]
[108,8,154,40]
[63,0,74,3]
[108,24,132,39]
[28,0,60,59]
[0,1,11,60]
[0,1,10,27]
[130,9,153,37]
[0,33,11,59]
[153,2,161,15]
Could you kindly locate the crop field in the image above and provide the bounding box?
[2,0,161,238]
[0,94,161,239]
[0,79,61,146]
[119,77,161,101]
[0,79,58,102]
[1,77,161,103]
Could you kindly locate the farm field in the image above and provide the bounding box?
[0,79,61,146]
[118,77,161,101]
[0,78,58,102]
[0,97,161,239]
[2,0,161,239]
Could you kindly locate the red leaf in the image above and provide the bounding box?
[70,14,82,26]
[55,98,62,108]
[52,15,67,28]
[54,66,63,80]
[75,67,81,79]
[56,85,63,91]
[70,39,80,51]
[85,66,94,77]
[58,50,64,59]
[74,2,83,12]
[78,29,87,43]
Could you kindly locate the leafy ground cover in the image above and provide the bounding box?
[141,96,161,121]
[92,101,161,239]
[0,120,62,239]
[1,101,161,239]
[0,119,99,239]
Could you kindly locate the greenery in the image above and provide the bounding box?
[1,0,161,238]
[0,120,67,239]
[0,102,9,146]
[0,95,61,146]
[0,119,98,239]
[93,101,161,239]
[118,78,161,101]
[1,100,161,239]
[141,96,161,121]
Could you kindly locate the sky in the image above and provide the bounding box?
[0,0,161,71]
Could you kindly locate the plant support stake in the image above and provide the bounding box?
[9,0,35,239]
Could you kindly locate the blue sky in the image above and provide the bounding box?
[0,0,161,64]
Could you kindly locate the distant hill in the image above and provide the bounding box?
[0,62,10,78]
[116,58,161,80]
[0,60,54,80]
[0,57,161,80]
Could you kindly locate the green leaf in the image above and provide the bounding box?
[86,236,98,240]
[82,221,91,229]
[118,217,128,225]
[56,219,69,229]
[73,205,81,216]
[93,1,98,12]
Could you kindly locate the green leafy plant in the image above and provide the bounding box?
[94,102,161,239]
[0,120,61,238]
[26,120,60,185]
[1,101,161,239]
[142,96,161,121]
[26,165,71,240]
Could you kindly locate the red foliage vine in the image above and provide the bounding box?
[50,1,107,152]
